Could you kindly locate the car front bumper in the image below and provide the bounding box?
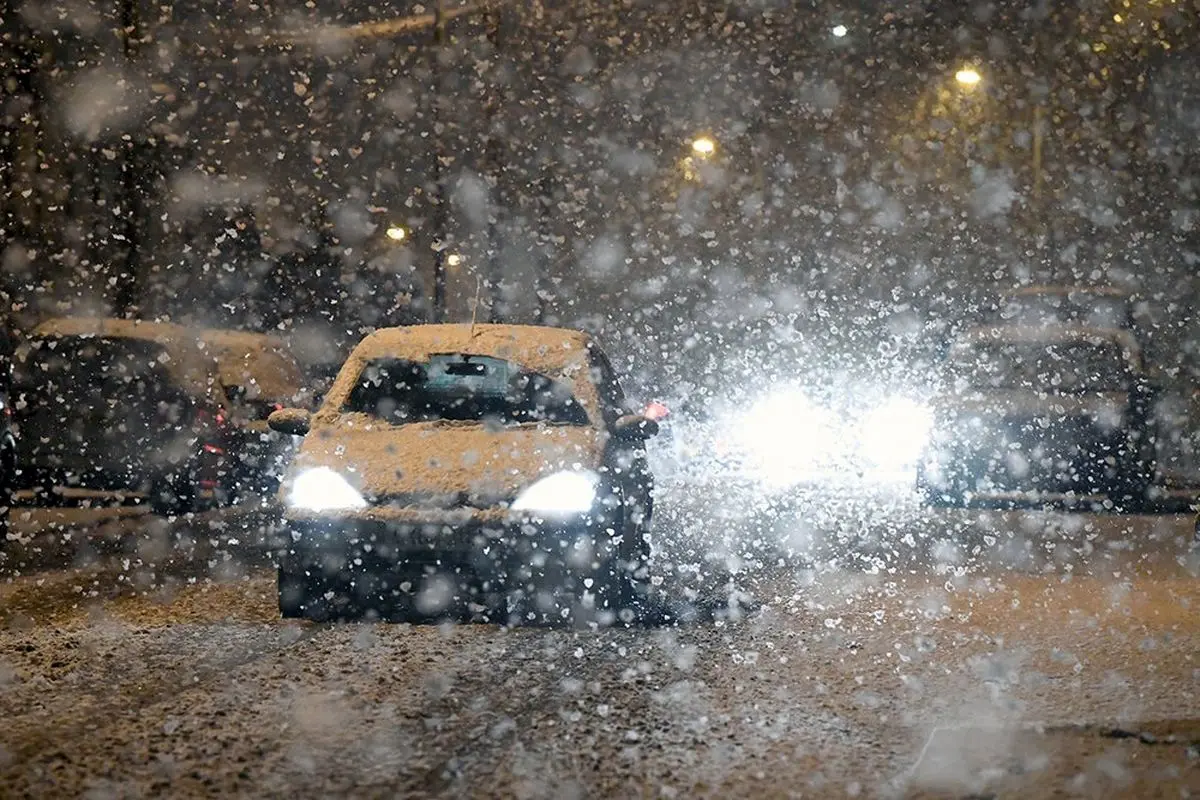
[279,508,623,584]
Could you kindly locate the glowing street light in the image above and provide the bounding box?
[954,67,983,87]
[446,253,463,267]
[831,24,848,37]
[691,136,716,157]
[385,225,407,242]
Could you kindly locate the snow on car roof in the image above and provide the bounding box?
[350,324,595,374]
[1004,285,1133,298]
[34,316,192,343]
[318,324,601,420]
[952,324,1143,367]
[197,328,304,399]
[955,324,1139,346]
[30,317,218,394]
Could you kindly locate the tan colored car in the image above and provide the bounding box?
[269,323,658,625]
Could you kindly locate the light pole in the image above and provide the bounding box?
[1032,103,1045,207]
[429,0,449,323]
[482,3,508,323]
[113,0,145,316]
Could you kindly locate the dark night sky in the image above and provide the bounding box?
[3,1,1198,390]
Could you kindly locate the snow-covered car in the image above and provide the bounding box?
[917,325,1158,508]
[996,285,1136,332]
[0,388,14,545]
[11,318,236,514]
[198,329,310,496]
[268,323,658,624]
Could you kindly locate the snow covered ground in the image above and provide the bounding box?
[1,488,1198,797]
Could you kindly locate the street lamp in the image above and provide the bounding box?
[954,67,983,88]
[831,24,848,38]
[446,253,463,267]
[385,225,407,242]
[691,136,716,157]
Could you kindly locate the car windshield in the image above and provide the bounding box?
[955,340,1132,393]
[999,295,1132,329]
[15,337,178,398]
[343,354,589,426]
[12,337,199,473]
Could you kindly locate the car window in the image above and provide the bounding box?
[954,341,1133,393]
[16,337,177,396]
[999,295,1132,330]
[14,337,197,430]
[343,354,589,426]
[587,347,627,427]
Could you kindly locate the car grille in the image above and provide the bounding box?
[373,491,506,511]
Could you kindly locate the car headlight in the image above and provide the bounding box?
[730,387,841,484]
[286,467,367,512]
[858,398,933,471]
[510,471,599,518]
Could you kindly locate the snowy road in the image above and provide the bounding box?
[1,485,1198,798]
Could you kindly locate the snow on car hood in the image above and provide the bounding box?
[940,390,1132,422]
[290,416,605,502]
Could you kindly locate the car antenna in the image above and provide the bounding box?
[468,274,483,340]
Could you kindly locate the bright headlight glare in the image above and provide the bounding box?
[511,471,599,517]
[287,467,367,512]
[858,398,933,470]
[728,387,840,485]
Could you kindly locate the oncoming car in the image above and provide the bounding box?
[917,325,1158,508]
[268,324,658,625]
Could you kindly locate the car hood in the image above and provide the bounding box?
[938,390,1131,421]
[289,418,605,503]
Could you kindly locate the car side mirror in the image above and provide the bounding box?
[268,407,311,436]
[613,413,659,441]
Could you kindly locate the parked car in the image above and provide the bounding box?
[932,285,1139,364]
[0,386,14,546]
[995,285,1137,333]
[269,323,658,625]
[917,325,1158,508]
[11,318,235,514]
[198,329,309,496]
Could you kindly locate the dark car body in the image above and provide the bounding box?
[197,329,309,497]
[996,286,1137,332]
[11,318,235,513]
[917,325,1157,507]
[270,323,657,624]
